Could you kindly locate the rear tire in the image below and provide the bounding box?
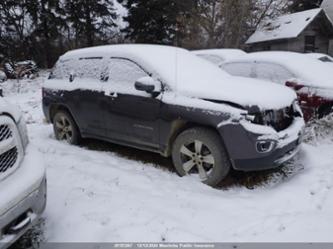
[53,111,80,145]
[172,127,231,187]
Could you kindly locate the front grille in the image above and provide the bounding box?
[0,147,18,173]
[0,124,12,142]
[0,117,21,179]
[253,106,294,132]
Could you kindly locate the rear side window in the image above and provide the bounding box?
[222,62,255,78]
[76,57,108,80]
[197,54,225,65]
[49,57,108,81]
[254,62,295,84]
[107,58,149,94]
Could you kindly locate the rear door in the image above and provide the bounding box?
[101,58,161,149]
[66,57,108,138]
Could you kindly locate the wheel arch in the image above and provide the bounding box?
[163,120,229,159]
[49,104,82,136]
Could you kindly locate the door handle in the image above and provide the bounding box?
[104,91,118,98]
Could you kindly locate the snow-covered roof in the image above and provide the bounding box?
[246,8,327,44]
[192,49,247,61]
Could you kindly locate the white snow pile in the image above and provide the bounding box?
[2,72,333,243]
[304,113,333,144]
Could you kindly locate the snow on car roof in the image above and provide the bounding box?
[60,44,296,110]
[192,49,247,61]
[246,8,324,44]
[226,51,333,88]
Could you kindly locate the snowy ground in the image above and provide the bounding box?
[2,73,333,244]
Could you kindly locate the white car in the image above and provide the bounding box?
[192,49,246,66]
[221,51,333,121]
[306,53,333,63]
[0,98,46,248]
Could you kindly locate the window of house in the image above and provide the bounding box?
[305,36,316,52]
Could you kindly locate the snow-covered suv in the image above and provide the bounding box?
[0,99,46,248]
[43,44,304,187]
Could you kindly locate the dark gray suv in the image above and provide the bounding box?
[42,44,304,187]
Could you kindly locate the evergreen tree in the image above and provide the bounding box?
[64,0,118,47]
[27,0,66,67]
[120,0,197,46]
[289,0,323,12]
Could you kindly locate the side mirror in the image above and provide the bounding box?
[285,81,304,91]
[135,76,161,95]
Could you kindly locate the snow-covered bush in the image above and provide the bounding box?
[304,113,333,144]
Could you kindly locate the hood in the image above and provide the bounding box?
[0,98,22,122]
[177,75,297,111]
[141,48,296,111]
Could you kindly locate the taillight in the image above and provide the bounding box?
[285,81,304,91]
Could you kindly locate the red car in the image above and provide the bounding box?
[218,51,333,122]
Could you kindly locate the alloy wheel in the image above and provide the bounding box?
[179,140,215,181]
[55,115,73,143]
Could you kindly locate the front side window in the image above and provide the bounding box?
[107,58,149,94]
[254,62,295,84]
[222,62,256,78]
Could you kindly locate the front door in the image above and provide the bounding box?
[102,58,161,149]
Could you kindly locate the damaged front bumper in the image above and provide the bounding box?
[219,117,305,172]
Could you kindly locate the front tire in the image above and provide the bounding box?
[53,111,80,145]
[172,127,231,187]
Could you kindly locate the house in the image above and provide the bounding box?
[246,8,333,56]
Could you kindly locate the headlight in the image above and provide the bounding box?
[17,116,29,151]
